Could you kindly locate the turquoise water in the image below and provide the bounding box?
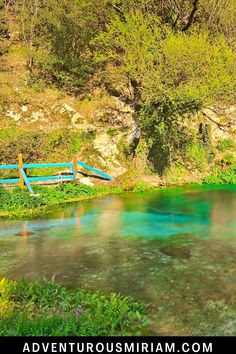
[0,185,236,335]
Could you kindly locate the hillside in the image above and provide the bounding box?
[0,0,236,186]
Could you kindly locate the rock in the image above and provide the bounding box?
[30,110,46,123]
[79,177,94,186]
[62,103,76,113]
[6,110,21,121]
[21,105,28,112]
[142,175,163,187]
[109,166,127,177]
[202,106,236,143]
[74,123,97,131]
[160,245,191,259]
[94,133,119,158]
[95,156,126,178]
[71,112,85,127]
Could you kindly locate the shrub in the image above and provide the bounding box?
[0,127,82,169]
[0,278,145,336]
[185,140,207,172]
[133,181,151,192]
[203,164,236,184]
[217,139,235,152]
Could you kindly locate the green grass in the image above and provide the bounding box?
[0,277,146,336]
[203,164,236,184]
[0,182,123,218]
[133,180,151,192]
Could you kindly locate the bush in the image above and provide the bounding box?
[185,140,207,172]
[0,127,82,170]
[133,181,151,192]
[221,153,235,165]
[203,164,236,184]
[217,139,235,152]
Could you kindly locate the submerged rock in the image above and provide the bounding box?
[160,245,191,259]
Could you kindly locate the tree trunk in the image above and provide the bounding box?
[129,78,141,156]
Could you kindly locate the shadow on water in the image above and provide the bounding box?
[0,184,236,335]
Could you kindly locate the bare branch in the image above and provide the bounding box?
[202,111,229,131]
[182,0,199,32]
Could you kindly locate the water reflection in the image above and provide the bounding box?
[0,185,236,335]
[1,186,235,240]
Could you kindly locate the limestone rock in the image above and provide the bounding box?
[6,110,21,121]
[94,133,119,158]
[79,177,94,186]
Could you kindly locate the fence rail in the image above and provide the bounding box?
[0,154,112,194]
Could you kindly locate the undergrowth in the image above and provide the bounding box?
[0,277,146,336]
[203,164,236,184]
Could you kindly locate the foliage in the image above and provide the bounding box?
[93,8,236,173]
[221,153,235,165]
[217,139,235,152]
[93,10,162,85]
[12,1,90,92]
[133,181,151,192]
[203,164,236,184]
[0,1,8,38]
[163,164,190,185]
[1,1,236,175]
[0,183,122,216]
[0,127,82,167]
[185,140,207,172]
[0,277,145,335]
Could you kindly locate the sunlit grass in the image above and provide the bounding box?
[0,277,146,336]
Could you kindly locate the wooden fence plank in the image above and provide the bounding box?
[0,157,112,190]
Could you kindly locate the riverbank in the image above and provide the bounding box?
[0,166,235,218]
[0,277,145,335]
[0,182,125,218]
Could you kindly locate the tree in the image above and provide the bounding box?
[93,10,164,153]
[93,6,236,169]
[142,31,236,172]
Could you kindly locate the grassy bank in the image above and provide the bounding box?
[0,182,124,218]
[1,167,235,218]
[0,277,145,336]
[0,180,154,218]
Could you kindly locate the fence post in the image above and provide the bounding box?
[73,155,77,180]
[18,153,24,189]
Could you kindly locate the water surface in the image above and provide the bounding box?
[0,185,236,335]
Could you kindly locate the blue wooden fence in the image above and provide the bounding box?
[0,154,112,194]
